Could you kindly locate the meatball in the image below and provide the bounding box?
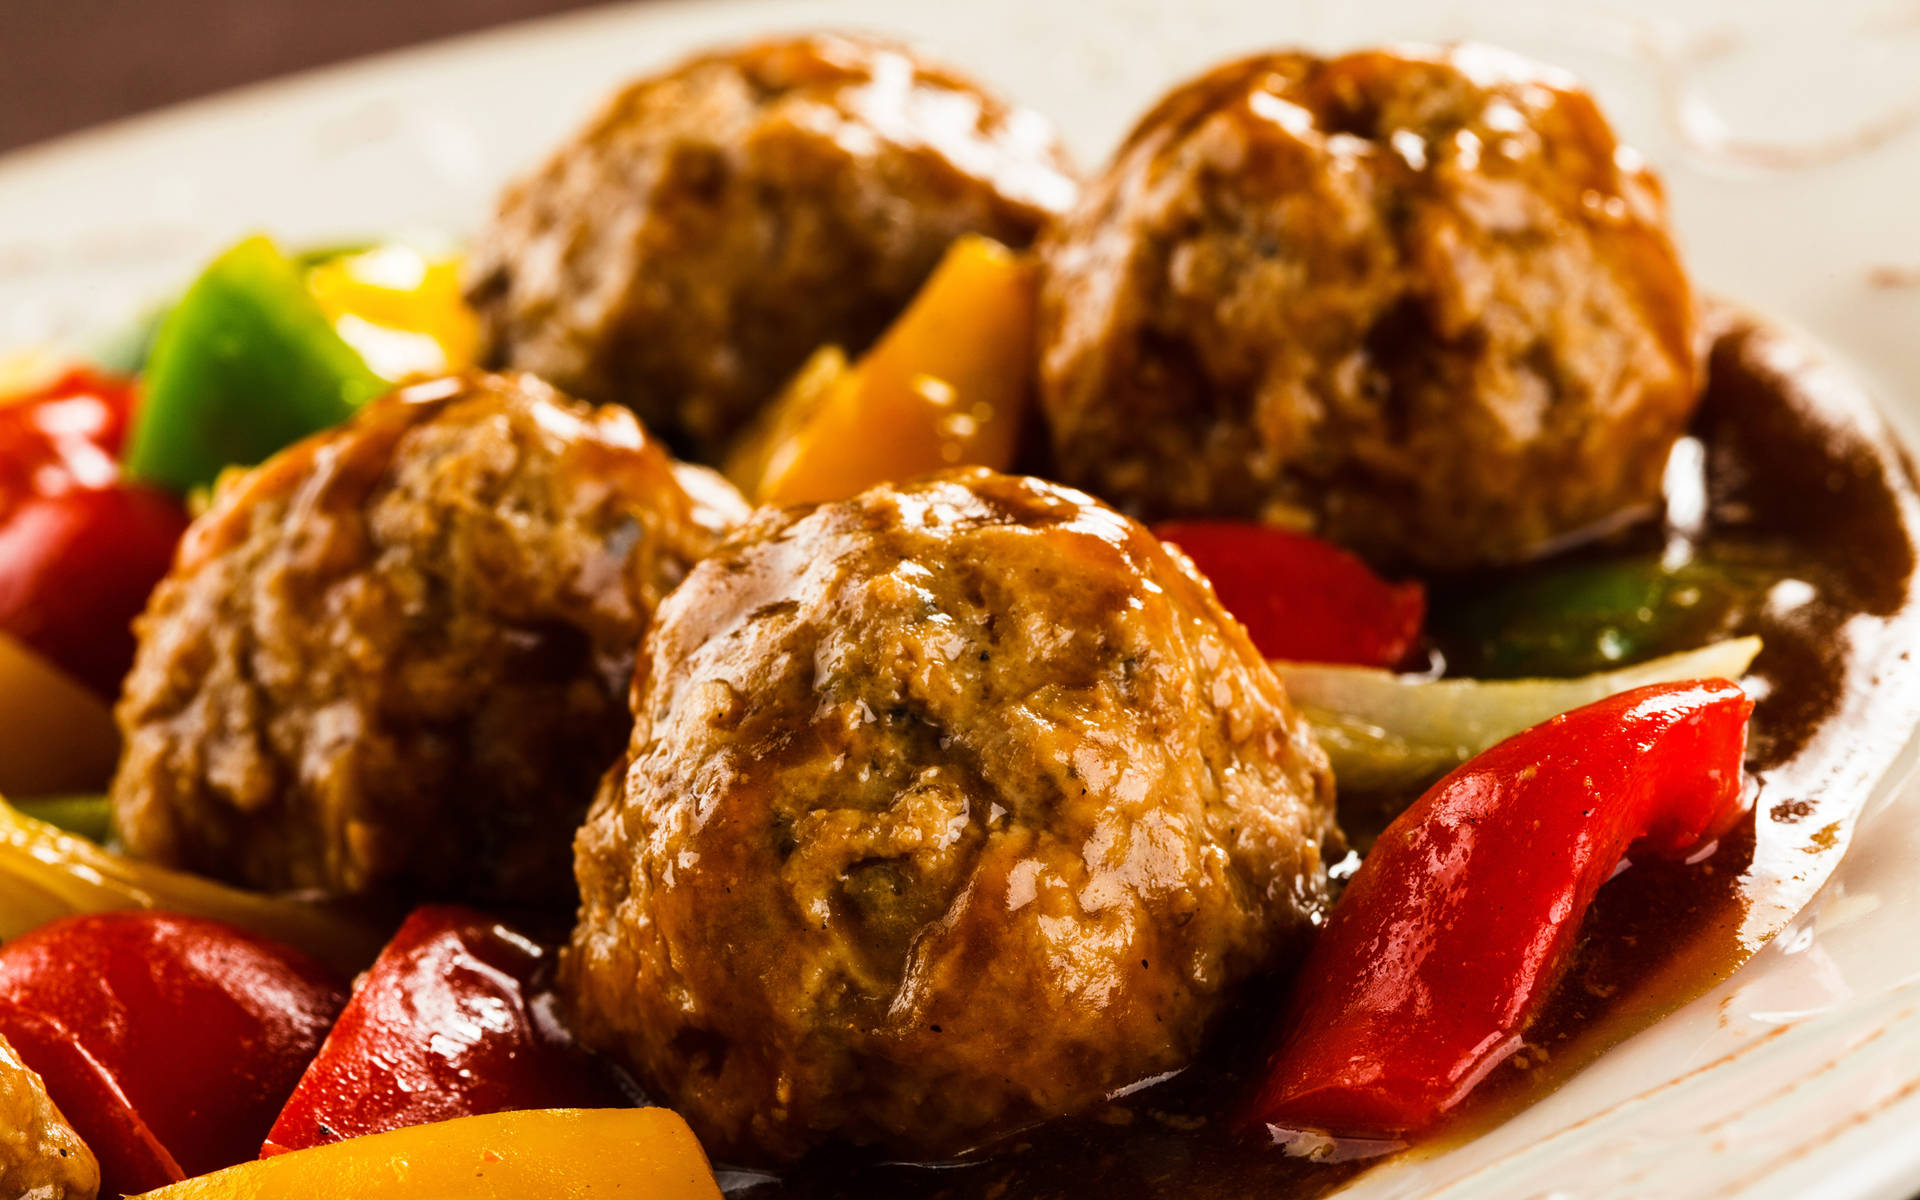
[1037,45,1697,568]
[112,372,747,906]
[566,469,1340,1161]
[0,1033,98,1200]
[466,33,1077,458]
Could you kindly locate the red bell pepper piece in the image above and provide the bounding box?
[0,998,183,1188]
[1245,678,1754,1139]
[1153,521,1425,667]
[262,905,625,1156]
[0,910,346,1195]
[0,369,189,696]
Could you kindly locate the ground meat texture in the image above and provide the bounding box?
[111,373,747,906]
[0,1033,98,1200]
[565,469,1341,1161]
[1036,45,1698,569]
[465,32,1077,459]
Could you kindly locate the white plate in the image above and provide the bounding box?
[4,1,1919,1197]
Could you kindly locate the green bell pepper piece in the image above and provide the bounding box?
[125,236,387,492]
[12,794,112,844]
[1437,552,1766,679]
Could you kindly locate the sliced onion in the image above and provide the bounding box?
[1278,637,1764,794]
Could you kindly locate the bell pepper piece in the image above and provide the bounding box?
[264,905,623,1156]
[1154,521,1425,667]
[1435,552,1765,679]
[0,368,189,697]
[0,487,189,698]
[0,348,78,404]
[0,912,347,1194]
[725,234,1036,505]
[0,1024,104,1200]
[0,635,119,798]
[11,794,111,843]
[133,1108,722,1200]
[0,999,180,1193]
[0,795,384,976]
[125,236,387,493]
[306,245,480,380]
[1245,678,1754,1139]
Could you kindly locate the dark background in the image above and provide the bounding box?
[0,0,624,153]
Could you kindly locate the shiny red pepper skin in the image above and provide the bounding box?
[1152,521,1425,667]
[1245,679,1754,1139]
[0,998,183,1188]
[262,905,624,1156]
[0,370,189,695]
[0,911,345,1194]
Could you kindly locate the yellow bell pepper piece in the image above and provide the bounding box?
[307,246,480,380]
[0,348,71,404]
[129,1108,723,1200]
[0,794,383,973]
[726,235,1037,505]
[0,632,118,797]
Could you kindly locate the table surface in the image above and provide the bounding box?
[0,0,621,153]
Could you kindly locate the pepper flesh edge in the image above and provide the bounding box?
[1245,678,1755,1138]
[129,1108,723,1200]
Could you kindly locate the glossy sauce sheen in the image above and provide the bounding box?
[731,316,1920,1199]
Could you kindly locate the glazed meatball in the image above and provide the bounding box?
[1037,45,1697,568]
[467,33,1078,458]
[0,1034,98,1200]
[566,469,1340,1161]
[112,373,747,906]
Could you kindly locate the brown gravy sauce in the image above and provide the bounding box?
[729,315,1920,1199]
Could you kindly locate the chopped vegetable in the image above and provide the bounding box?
[264,905,623,1157]
[1279,635,1763,794]
[1435,552,1763,678]
[307,244,480,380]
[725,344,847,497]
[0,997,180,1191]
[0,485,189,697]
[11,794,110,843]
[724,234,1036,504]
[0,795,385,975]
[1155,521,1425,667]
[0,367,189,695]
[0,1016,104,1199]
[1245,679,1754,1138]
[0,347,74,401]
[0,912,347,1193]
[135,1108,723,1200]
[287,242,380,271]
[0,635,119,797]
[126,237,387,493]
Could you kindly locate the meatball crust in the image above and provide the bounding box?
[566,469,1340,1161]
[467,33,1078,457]
[112,372,747,906]
[0,1034,98,1200]
[1037,44,1697,568]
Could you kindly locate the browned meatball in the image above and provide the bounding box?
[467,33,1078,458]
[112,373,747,906]
[566,469,1340,1161]
[1037,45,1697,568]
[0,1033,98,1200]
